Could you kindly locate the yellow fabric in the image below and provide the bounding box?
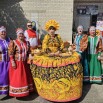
[29,31,83,101]
[30,62,83,102]
[42,34,64,53]
[96,29,100,36]
[34,76,83,102]
[32,52,80,67]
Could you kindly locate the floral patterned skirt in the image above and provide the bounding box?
[30,52,83,102]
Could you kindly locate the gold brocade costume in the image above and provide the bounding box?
[42,34,64,53]
[29,52,83,102]
[29,20,83,102]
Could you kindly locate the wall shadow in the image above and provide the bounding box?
[0,0,29,39]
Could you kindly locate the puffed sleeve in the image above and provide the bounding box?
[80,34,88,52]
[57,34,64,51]
[8,40,15,61]
[24,30,29,41]
[96,37,102,54]
[42,34,49,52]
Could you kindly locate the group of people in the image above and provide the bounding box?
[73,25,103,84]
[0,19,103,100]
[0,21,39,97]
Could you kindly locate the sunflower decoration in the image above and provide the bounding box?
[96,29,100,36]
[45,19,60,30]
[32,21,36,27]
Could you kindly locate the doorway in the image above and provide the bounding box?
[91,15,97,26]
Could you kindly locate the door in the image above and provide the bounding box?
[91,15,97,26]
[78,15,91,31]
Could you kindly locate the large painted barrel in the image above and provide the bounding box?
[30,52,83,102]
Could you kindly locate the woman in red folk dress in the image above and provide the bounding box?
[8,28,34,97]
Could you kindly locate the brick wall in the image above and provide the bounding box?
[0,0,73,41]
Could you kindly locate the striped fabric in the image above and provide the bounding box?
[88,36,99,54]
[74,34,83,52]
[13,40,28,61]
[0,38,10,61]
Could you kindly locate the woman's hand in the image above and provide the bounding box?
[29,54,34,64]
[54,51,60,56]
[97,56,101,61]
[29,54,34,60]
[11,60,16,69]
[48,51,60,56]
[48,53,55,56]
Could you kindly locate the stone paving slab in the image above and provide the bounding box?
[0,84,103,103]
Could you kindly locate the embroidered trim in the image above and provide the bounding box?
[90,76,102,81]
[0,85,8,91]
[9,86,29,94]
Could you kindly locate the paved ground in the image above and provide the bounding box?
[0,84,103,103]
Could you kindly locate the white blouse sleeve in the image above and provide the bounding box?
[24,30,29,41]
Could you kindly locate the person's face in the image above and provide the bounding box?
[0,31,6,39]
[27,23,32,30]
[77,27,83,35]
[17,33,25,40]
[89,28,95,36]
[48,29,56,35]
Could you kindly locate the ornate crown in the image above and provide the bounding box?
[45,20,59,30]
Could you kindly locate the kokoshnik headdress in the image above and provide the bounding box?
[16,28,24,35]
[0,26,6,32]
[45,20,60,30]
